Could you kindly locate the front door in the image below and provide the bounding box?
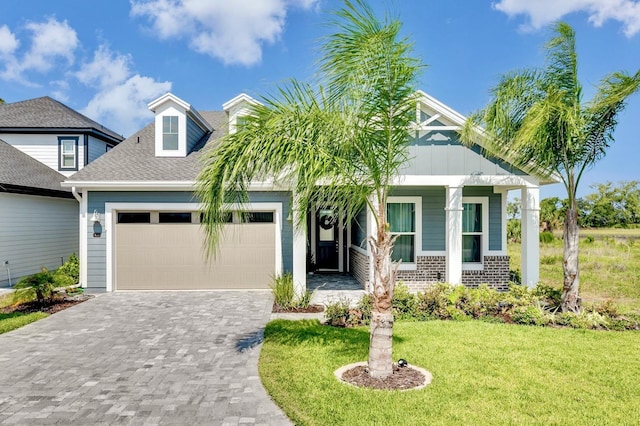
[316,208,339,270]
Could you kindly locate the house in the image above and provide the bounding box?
[0,97,123,287]
[63,91,551,293]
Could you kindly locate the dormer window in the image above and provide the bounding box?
[148,93,212,158]
[162,116,179,150]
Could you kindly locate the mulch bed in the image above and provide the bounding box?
[272,303,324,313]
[1,294,93,315]
[341,364,427,390]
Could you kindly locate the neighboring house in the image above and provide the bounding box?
[0,97,123,287]
[63,92,552,293]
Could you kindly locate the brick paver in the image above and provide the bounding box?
[0,291,292,425]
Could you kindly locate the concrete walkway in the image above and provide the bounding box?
[0,291,291,425]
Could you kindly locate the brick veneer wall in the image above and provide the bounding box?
[461,255,510,291]
[349,250,510,293]
[349,247,369,288]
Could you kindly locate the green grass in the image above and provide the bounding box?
[509,231,640,312]
[0,311,48,334]
[260,319,640,426]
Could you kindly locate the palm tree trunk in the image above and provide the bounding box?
[561,207,581,313]
[368,203,397,379]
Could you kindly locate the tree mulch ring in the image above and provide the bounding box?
[272,303,324,313]
[1,294,93,315]
[335,361,432,391]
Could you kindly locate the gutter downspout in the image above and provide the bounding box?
[71,187,86,288]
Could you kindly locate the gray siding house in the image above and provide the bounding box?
[0,97,123,287]
[64,91,549,293]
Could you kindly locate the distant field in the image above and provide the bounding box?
[509,228,640,312]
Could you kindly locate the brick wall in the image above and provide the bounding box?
[349,251,510,293]
[349,248,369,288]
[461,255,510,291]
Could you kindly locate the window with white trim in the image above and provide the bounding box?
[58,137,78,171]
[462,197,489,266]
[387,202,416,263]
[162,116,179,150]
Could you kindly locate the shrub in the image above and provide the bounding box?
[270,273,315,310]
[392,283,419,320]
[57,253,79,283]
[13,267,68,305]
[532,284,562,310]
[511,304,550,326]
[324,299,366,327]
[584,235,595,243]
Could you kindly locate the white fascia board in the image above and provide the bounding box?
[391,174,541,188]
[61,180,291,191]
[222,93,261,111]
[415,90,468,127]
[187,108,213,133]
[148,92,191,112]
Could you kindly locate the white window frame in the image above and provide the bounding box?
[162,115,179,151]
[58,137,78,171]
[387,196,422,271]
[462,196,489,271]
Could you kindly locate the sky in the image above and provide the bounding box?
[1,0,639,199]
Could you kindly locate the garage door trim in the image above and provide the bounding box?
[104,202,283,291]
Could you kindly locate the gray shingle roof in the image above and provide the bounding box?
[66,111,228,182]
[0,96,123,142]
[0,138,69,193]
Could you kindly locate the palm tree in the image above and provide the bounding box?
[197,0,422,378]
[461,22,640,313]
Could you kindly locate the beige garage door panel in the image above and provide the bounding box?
[115,223,275,290]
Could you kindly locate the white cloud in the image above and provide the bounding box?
[0,25,19,56]
[130,0,319,66]
[493,0,640,36]
[78,45,171,136]
[0,18,78,84]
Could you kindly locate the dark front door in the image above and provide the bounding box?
[316,208,339,270]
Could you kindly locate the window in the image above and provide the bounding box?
[162,116,179,150]
[462,203,482,263]
[58,137,78,170]
[387,202,416,263]
[159,212,192,223]
[246,212,274,223]
[117,212,151,223]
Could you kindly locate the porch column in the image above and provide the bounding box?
[445,185,463,284]
[292,197,307,296]
[521,186,540,287]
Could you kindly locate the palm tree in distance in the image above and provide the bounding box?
[461,22,640,313]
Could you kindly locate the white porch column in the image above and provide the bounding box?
[521,186,540,287]
[445,186,463,284]
[292,196,307,296]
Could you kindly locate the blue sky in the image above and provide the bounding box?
[1,0,639,199]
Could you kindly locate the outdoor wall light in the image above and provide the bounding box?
[90,209,101,224]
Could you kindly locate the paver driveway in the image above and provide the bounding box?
[0,291,292,425]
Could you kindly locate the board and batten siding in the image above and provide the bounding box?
[85,191,293,290]
[402,130,527,177]
[0,193,78,287]
[186,117,207,152]
[1,133,86,177]
[390,186,503,252]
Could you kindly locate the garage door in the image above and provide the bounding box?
[114,211,276,290]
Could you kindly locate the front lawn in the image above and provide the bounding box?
[260,319,640,425]
[0,311,48,334]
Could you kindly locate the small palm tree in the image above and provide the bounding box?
[197,0,422,378]
[462,22,640,312]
